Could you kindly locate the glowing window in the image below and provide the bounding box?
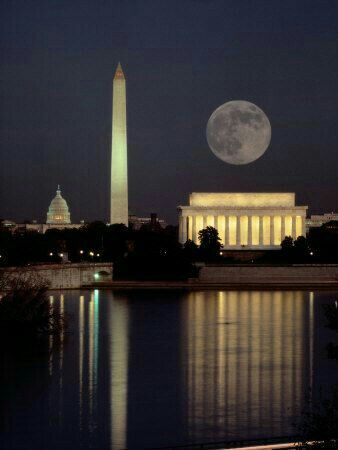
[240,216,248,245]
[217,216,225,244]
[274,216,282,245]
[296,216,302,237]
[188,216,193,241]
[228,216,237,246]
[206,215,214,227]
[284,216,292,237]
[263,216,271,245]
[251,216,259,245]
[195,216,204,243]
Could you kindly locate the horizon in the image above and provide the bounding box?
[1,0,337,224]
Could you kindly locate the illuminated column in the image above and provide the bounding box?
[236,216,241,246]
[203,215,207,229]
[301,217,306,237]
[270,216,275,245]
[292,216,297,239]
[281,215,285,241]
[111,62,128,225]
[225,216,230,246]
[259,216,264,246]
[248,216,252,246]
[182,216,188,243]
[215,215,221,243]
[192,216,197,243]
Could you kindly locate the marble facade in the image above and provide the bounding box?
[178,193,307,249]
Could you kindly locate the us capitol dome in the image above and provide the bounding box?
[46,186,71,224]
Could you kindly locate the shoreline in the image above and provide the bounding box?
[80,280,338,291]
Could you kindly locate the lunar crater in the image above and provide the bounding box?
[206,100,271,165]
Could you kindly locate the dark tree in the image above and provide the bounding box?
[0,270,65,337]
[281,236,294,251]
[183,239,199,260]
[308,222,338,263]
[198,226,222,261]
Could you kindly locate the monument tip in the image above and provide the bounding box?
[114,62,125,80]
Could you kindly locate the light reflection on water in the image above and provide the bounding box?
[1,290,337,450]
[181,291,312,442]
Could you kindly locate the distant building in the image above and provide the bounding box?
[1,186,84,234]
[306,213,338,232]
[47,186,71,224]
[129,213,167,230]
[178,192,307,249]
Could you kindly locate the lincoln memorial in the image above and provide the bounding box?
[178,193,307,249]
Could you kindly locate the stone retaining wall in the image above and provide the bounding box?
[2,263,113,289]
[199,264,338,285]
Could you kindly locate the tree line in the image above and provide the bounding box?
[0,221,337,279]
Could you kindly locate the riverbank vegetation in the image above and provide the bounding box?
[0,271,65,339]
[0,220,337,279]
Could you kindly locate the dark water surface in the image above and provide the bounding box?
[1,290,337,450]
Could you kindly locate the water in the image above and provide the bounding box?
[1,290,337,450]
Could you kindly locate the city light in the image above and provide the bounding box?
[96,253,100,257]
[89,251,94,256]
[59,253,64,257]
[80,250,84,254]
[49,252,53,256]
[94,273,99,280]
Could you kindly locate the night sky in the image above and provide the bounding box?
[1,0,337,224]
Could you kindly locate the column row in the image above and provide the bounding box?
[180,214,305,247]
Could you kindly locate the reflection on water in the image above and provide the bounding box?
[108,291,129,450]
[181,291,313,442]
[1,289,337,450]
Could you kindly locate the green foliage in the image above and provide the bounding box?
[294,235,308,251]
[280,235,310,262]
[0,222,198,280]
[117,227,195,280]
[281,236,294,250]
[0,271,65,336]
[198,226,222,261]
[183,239,199,260]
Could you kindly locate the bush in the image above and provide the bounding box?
[0,270,65,337]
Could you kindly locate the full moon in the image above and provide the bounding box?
[206,100,271,165]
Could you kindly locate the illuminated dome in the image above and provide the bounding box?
[46,186,71,224]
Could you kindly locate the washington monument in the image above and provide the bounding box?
[110,62,128,225]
